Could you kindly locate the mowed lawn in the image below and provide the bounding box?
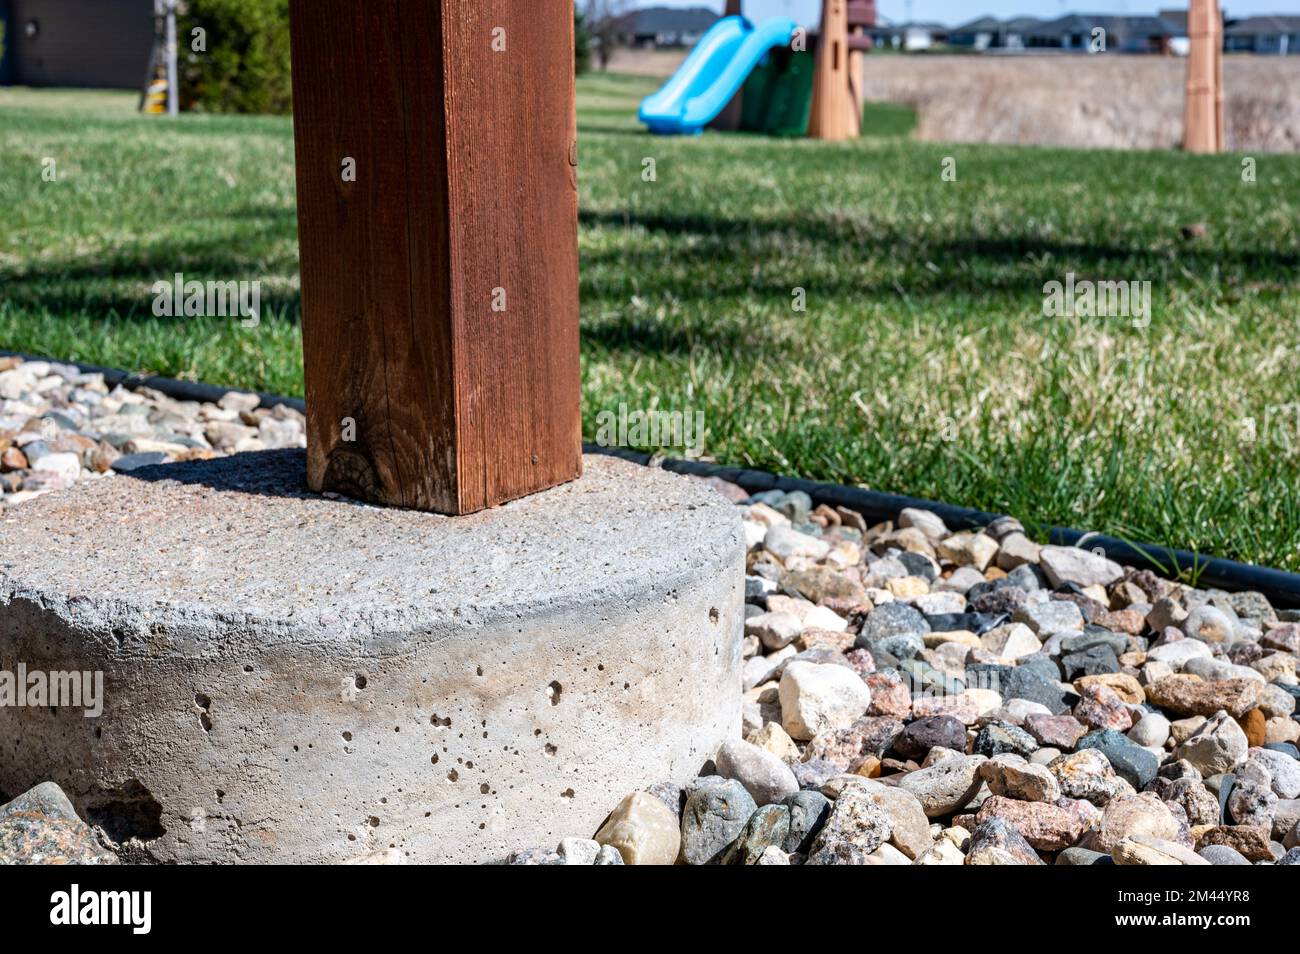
[2,76,1299,568]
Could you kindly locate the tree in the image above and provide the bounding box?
[179,0,292,115]
[575,8,593,75]
[582,0,631,71]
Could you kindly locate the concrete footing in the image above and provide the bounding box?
[0,450,743,863]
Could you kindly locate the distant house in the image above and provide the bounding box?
[1224,15,1300,54]
[949,16,1001,50]
[950,14,1036,50]
[866,22,949,51]
[1157,8,1190,55]
[0,0,155,88]
[618,5,719,49]
[1025,14,1180,54]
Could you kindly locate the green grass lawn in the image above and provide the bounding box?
[2,76,1299,569]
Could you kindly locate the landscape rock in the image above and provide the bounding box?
[779,661,872,741]
[896,754,987,817]
[805,785,893,865]
[965,816,1045,864]
[594,792,682,866]
[681,779,758,865]
[1174,710,1250,777]
[715,738,799,806]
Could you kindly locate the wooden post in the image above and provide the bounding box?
[287,1,582,514]
[710,0,745,132]
[846,1,875,135]
[1183,0,1223,153]
[808,0,858,141]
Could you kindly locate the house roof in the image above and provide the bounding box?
[1157,9,1188,32]
[1028,14,1179,37]
[951,16,1003,33]
[1002,17,1043,32]
[620,6,718,35]
[951,15,1043,34]
[1224,15,1300,35]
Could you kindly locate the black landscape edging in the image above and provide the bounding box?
[6,349,1300,608]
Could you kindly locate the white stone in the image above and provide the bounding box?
[1146,640,1213,667]
[764,525,829,562]
[803,605,848,633]
[937,532,1000,571]
[745,611,802,650]
[32,452,82,484]
[980,622,1041,661]
[1127,712,1171,748]
[1038,545,1124,588]
[899,507,948,540]
[996,532,1041,570]
[778,661,872,741]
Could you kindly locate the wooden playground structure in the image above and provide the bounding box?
[734,0,1226,151]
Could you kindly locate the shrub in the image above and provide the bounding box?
[179,0,292,115]
[575,10,593,75]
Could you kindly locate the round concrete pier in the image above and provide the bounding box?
[0,450,743,863]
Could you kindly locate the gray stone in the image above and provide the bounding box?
[805,785,893,864]
[594,844,625,865]
[715,738,799,807]
[1038,546,1124,589]
[1198,844,1251,865]
[1015,600,1085,636]
[0,451,743,863]
[974,722,1038,758]
[1078,729,1160,789]
[783,789,831,854]
[1228,780,1277,828]
[856,601,931,647]
[1056,847,1113,865]
[1249,747,1300,799]
[967,816,1045,865]
[681,779,758,865]
[896,754,987,817]
[556,837,601,865]
[724,803,791,865]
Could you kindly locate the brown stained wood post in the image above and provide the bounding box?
[287,0,582,514]
[1183,0,1224,153]
[808,0,858,141]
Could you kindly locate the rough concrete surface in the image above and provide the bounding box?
[0,450,744,863]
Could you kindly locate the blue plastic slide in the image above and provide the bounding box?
[638,16,798,135]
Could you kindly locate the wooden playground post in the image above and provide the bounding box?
[846,1,876,137]
[809,0,859,141]
[287,0,582,515]
[711,0,746,131]
[1183,0,1224,153]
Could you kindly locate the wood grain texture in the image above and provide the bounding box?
[808,0,859,142]
[288,0,581,514]
[1183,0,1224,153]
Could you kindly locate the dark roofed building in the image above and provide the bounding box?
[0,0,156,88]
[950,14,1038,50]
[618,5,719,49]
[1025,13,1181,53]
[1224,15,1300,54]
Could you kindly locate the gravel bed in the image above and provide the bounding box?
[0,355,305,509]
[505,484,1300,865]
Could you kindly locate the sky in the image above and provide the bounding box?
[638,0,1300,27]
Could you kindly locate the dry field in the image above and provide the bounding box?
[861,54,1300,153]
